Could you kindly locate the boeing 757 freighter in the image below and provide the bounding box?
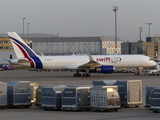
[7,32,156,77]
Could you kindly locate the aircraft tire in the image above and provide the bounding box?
[83,74,86,77]
[86,74,90,77]
[78,73,81,77]
[74,73,77,77]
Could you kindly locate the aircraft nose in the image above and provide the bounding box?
[153,61,156,66]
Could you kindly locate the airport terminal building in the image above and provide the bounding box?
[121,37,160,60]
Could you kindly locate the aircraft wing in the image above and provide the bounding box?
[78,53,102,69]
[78,60,101,68]
[65,54,102,70]
[65,64,82,69]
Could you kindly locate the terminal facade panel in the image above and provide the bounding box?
[31,37,101,55]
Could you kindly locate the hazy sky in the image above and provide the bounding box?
[0,0,160,41]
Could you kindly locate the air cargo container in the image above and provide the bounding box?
[35,85,55,107]
[150,88,160,113]
[35,85,66,107]
[61,86,91,111]
[93,80,142,107]
[41,86,65,110]
[90,86,120,112]
[145,86,160,108]
[30,83,38,104]
[7,81,32,108]
[0,82,7,108]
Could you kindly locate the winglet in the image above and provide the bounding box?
[87,53,95,62]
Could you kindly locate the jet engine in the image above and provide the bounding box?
[95,65,115,74]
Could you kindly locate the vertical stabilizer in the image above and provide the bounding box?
[8,32,37,59]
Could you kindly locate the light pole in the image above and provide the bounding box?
[146,22,153,37]
[22,17,25,38]
[113,6,118,53]
[27,22,30,40]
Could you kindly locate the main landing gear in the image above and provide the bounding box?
[73,71,91,77]
[73,73,81,77]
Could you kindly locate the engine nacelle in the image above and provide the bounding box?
[95,65,115,74]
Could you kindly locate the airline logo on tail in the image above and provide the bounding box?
[8,32,43,69]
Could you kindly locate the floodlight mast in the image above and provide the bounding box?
[113,6,118,53]
[146,22,153,37]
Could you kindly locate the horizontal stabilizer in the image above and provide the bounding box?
[3,59,11,62]
[3,58,29,64]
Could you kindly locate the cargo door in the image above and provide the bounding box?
[127,81,142,104]
[80,89,88,107]
[90,88,107,108]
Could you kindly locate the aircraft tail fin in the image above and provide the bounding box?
[8,32,37,59]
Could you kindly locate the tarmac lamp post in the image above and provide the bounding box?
[22,17,26,38]
[27,22,30,40]
[113,6,118,53]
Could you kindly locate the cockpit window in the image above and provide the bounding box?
[149,59,153,61]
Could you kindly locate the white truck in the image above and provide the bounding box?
[145,62,160,76]
[145,70,160,76]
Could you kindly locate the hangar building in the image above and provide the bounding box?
[30,36,123,55]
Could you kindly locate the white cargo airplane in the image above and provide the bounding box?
[7,32,156,77]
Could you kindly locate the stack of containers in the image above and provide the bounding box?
[41,85,66,110]
[7,81,32,108]
[0,82,7,109]
[90,86,121,112]
[93,80,142,107]
[61,86,91,111]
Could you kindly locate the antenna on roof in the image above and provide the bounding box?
[139,27,142,41]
